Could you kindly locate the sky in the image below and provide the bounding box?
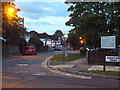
[14,1,73,35]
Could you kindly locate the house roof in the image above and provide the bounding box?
[39,33,50,39]
[25,31,61,40]
[49,35,59,40]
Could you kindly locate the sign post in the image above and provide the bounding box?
[103,59,106,72]
[105,56,120,62]
[104,56,120,72]
[101,36,118,72]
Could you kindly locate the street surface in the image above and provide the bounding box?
[2,51,119,88]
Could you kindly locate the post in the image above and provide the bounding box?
[22,18,24,52]
[103,57,106,72]
[63,37,65,61]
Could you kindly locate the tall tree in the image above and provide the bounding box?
[2,2,25,44]
[66,2,120,48]
[29,36,44,51]
[53,30,63,36]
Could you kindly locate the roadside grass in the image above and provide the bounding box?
[50,53,85,62]
[79,70,120,76]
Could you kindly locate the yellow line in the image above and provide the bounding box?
[41,57,92,79]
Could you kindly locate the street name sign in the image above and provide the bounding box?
[105,56,120,62]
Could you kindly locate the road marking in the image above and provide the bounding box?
[16,64,28,67]
[34,72,46,76]
[41,57,92,79]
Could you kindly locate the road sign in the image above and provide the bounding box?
[105,56,120,62]
[101,36,116,49]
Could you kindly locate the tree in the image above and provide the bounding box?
[2,2,25,44]
[66,32,79,50]
[66,2,120,48]
[53,30,63,36]
[29,36,44,51]
[17,38,29,53]
[53,30,64,45]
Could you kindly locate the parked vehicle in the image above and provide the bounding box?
[54,47,63,51]
[23,46,37,55]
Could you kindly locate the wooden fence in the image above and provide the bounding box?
[87,50,120,66]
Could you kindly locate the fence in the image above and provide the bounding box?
[87,49,120,66]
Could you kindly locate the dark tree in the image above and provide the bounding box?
[65,2,120,48]
[2,2,25,44]
[29,36,44,51]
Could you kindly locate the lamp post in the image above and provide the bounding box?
[63,34,68,61]
[4,6,15,43]
[6,6,15,19]
[21,18,25,52]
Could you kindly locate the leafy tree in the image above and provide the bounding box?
[2,2,25,44]
[29,36,44,51]
[66,32,79,50]
[53,30,64,45]
[53,30,63,36]
[66,2,120,48]
[17,38,29,53]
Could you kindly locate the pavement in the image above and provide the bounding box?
[42,57,120,80]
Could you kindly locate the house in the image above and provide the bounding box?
[25,30,39,42]
[25,30,62,51]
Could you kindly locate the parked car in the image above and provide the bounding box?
[23,46,37,55]
[48,46,54,51]
[54,47,63,51]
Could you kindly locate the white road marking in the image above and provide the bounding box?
[16,64,28,67]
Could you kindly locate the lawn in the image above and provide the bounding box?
[50,53,85,62]
[79,70,120,76]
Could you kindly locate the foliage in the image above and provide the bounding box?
[53,30,63,36]
[53,30,64,45]
[66,32,79,49]
[2,2,25,44]
[17,38,29,53]
[29,36,44,51]
[66,2,120,48]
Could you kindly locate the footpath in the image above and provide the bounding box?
[46,57,120,80]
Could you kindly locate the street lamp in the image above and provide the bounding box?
[6,6,15,18]
[7,7,15,14]
[80,39,84,44]
[63,34,68,61]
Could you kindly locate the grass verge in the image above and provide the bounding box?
[79,70,120,76]
[50,53,85,62]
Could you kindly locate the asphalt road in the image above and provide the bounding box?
[2,51,119,88]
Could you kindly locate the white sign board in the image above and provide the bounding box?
[101,36,116,49]
[105,56,120,62]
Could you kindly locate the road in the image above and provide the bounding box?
[2,51,119,88]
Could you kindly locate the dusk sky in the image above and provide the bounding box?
[14,0,73,35]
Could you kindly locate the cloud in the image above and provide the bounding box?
[15,2,69,19]
[41,7,51,11]
[14,2,72,35]
[25,16,73,35]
